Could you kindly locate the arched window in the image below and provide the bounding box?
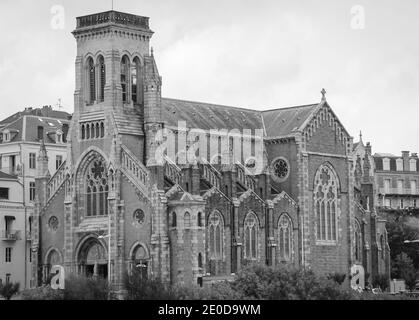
[98,55,106,102]
[197,212,203,227]
[121,56,130,103]
[184,212,191,229]
[244,212,258,260]
[131,244,149,280]
[85,158,109,217]
[87,57,96,104]
[314,164,339,242]
[198,253,203,269]
[208,211,223,260]
[354,219,362,262]
[171,212,177,228]
[278,214,292,262]
[131,57,143,105]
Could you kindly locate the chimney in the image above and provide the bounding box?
[402,151,410,171]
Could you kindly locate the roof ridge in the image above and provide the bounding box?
[162,97,261,113]
[262,103,319,113]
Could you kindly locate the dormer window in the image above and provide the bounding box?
[3,130,10,143]
[56,130,63,143]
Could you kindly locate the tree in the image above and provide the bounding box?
[386,216,419,272]
[392,252,417,291]
[0,282,20,300]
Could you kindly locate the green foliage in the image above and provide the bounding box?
[0,282,20,300]
[124,269,178,300]
[327,272,347,285]
[392,253,418,291]
[20,286,64,300]
[372,274,389,291]
[386,218,419,272]
[63,274,114,300]
[230,265,354,300]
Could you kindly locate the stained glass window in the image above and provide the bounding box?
[244,212,258,260]
[314,164,339,242]
[86,159,109,217]
[208,211,223,260]
[278,214,292,261]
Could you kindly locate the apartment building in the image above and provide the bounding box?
[0,106,71,288]
[374,151,419,209]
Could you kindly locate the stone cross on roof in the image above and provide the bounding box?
[321,88,327,102]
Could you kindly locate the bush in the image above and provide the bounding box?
[63,274,114,300]
[124,269,177,300]
[372,274,389,291]
[20,286,64,300]
[327,273,347,285]
[0,282,20,300]
[231,264,354,300]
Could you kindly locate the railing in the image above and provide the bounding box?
[164,156,182,185]
[47,161,67,201]
[200,160,221,189]
[236,163,256,191]
[378,187,419,196]
[1,230,21,241]
[121,146,150,193]
[77,11,150,29]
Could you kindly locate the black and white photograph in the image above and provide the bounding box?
[0,0,418,314]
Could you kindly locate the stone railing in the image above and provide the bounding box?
[121,146,149,193]
[236,163,256,191]
[164,156,182,186]
[76,11,150,29]
[47,161,67,201]
[200,160,221,189]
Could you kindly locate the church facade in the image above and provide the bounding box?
[31,10,390,290]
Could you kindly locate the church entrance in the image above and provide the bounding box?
[78,238,108,279]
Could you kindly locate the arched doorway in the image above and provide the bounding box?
[130,244,150,280]
[78,238,108,279]
[43,248,62,283]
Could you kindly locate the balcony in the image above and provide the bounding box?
[1,230,21,241]
[378,188,419,196]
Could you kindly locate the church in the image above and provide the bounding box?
[31,10,390,290]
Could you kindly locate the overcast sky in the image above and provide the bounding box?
[0,0,418,155]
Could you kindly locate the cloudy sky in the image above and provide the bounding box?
[0,0,418,154]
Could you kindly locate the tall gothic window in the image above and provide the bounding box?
[244,212,258,260]
[208,211,223,260]
[121,56,130,103]
[87,57,96,104]
[354,219,362,262]
[314,164,339,242]
[98,55,106,102]
[278,214,292,262]
[86,159,109,217]
[131,57,142,105]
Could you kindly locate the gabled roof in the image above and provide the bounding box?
[161,97,345,140]
[162,98,263,132]
[261,104,319,137]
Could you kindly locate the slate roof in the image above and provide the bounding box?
[0,106,71,126]
[162,98,322,138]
[262,104,319,137]
[0,171,18,180]
[162,98,263,132]
[0,107,72,143]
